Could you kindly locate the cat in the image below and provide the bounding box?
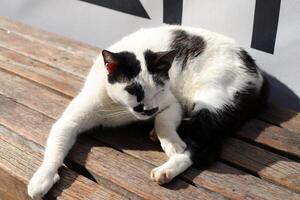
[28,25,268,199]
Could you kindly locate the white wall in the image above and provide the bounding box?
[0,0,299,110]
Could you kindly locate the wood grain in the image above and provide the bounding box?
[259,103,300,134]
[0,28,91,78]
[185,163,300,200]
[0,68,69,119]
[0,16,100,59]
[0,126,127,200]
[237,119,300,158]
[95,125,300,200]
[71,137,226,200]
[0,47,83,97]
[222,138,300,192]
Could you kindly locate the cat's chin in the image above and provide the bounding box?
[132,113,153,120]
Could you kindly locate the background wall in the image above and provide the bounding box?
[0,0,299,110]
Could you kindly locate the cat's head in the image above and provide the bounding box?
[102,49,176,120]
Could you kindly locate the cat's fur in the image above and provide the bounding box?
[28,25,268,198]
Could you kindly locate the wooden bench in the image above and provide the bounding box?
[0,16,299,200]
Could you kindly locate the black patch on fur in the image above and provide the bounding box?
[125,82,144,102]
[170,30,206,69]
[178,75,269,168]
[107,51,141,84]
[133,104,144,112]
[143,107,159,116]
[144,50,173,86]
[238,49,258,75]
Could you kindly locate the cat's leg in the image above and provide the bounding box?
[28,92,104,199]
[150,150,193,184]
[150,101,192,184]
[154,101,186,158]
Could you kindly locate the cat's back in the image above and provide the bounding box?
[108,25,237,54]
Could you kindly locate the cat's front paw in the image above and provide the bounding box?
[160,138,186,157]
[28,167,60,199]
[150,165,175,185]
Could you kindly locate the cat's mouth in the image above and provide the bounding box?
[129,105,169,120]
[129,108,157,120]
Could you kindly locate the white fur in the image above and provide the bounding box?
[28,25,264,198]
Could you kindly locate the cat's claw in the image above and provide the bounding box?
[28,167,60,199]
[150,165,175,185]
[160,138,186,157]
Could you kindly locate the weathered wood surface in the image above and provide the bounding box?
[0,16,100,59]
[0,47,83,97]
[237,119,300,158]
[259,104,300,134]
[0,126,128,200]
[0,16,300,199]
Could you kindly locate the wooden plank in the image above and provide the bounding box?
[0,126,128,200]
[222,138,300,192]
[184,163,300,200]
[0,68,69,119]
[237,119,300,158]
[71,137,226,200]
[0,28,91,78]
[0,95,224,200]
[0,70,298,200]
[0,47,83,97]
[0,16,100,59]
[260,103,300,134]
[95,126,300,200]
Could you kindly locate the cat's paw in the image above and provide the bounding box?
[149,129,158,141]
[150,165,175,185]
[160,138,186,157]
[28,167,60,199]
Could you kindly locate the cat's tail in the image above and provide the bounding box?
[178,74,270,169]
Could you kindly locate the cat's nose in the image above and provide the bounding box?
[143,107,159,116]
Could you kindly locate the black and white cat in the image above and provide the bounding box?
[28,25,268,198]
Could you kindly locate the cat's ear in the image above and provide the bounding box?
[102,50,119,74]
[155,50,176,72]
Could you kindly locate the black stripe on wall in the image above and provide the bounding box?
[163,0,183,24]
[79,0,150,19]
[251,0,281,54]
